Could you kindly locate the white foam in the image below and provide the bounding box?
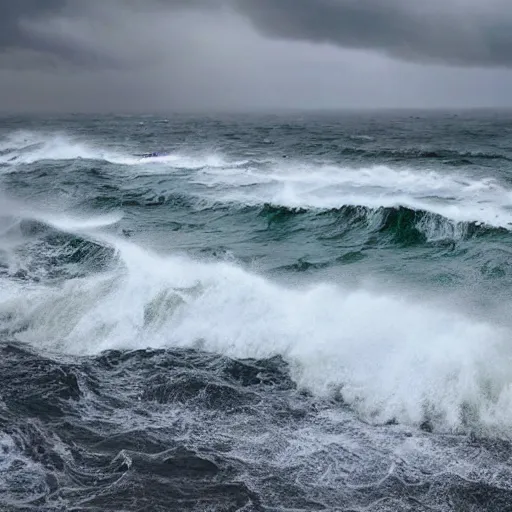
[192,163,512,230]
[137,153,244,170]
[2,236,512,435]
[0,197,123,234]
[0,130,247,170]
[3,129,512,231]
[0,130,147,167]
[42,211,123,232]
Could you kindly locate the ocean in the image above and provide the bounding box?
[1,110,512,511]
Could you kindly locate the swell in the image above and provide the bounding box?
[81,183,508,245]
[2,232,511,438]
[84,188,509,247]
[255,203,507,244]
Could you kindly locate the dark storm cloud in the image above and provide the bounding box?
[124,0,512,68]
[1,0,512,112]
[3,0,512,69]
[0,1,65,49]
[0,0,116,67]
[0,0,222,68]
[233,0,512,68]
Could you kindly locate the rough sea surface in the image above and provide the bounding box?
[1,110,512,511]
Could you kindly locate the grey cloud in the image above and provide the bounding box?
[0,1,63,49]
[0,0,225,69]
[5,0,512,69]
[0,1,120,67]
[1,0,511,112]
[233,0,512,67]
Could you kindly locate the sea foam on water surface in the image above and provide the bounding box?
[5,130,512,232]
[2,130,512,436]
[0,130,244,170]
[0,131,139,166]
[0,222,511,436]
[193,161,512,230]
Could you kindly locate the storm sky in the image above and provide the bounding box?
[0,0,511,112]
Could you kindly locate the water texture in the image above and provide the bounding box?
[1,111,512,511]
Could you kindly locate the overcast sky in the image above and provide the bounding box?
[0,0,511,112]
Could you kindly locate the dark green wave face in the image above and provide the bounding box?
[2,111,512,510]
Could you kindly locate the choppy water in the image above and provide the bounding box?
[2,111,512,511]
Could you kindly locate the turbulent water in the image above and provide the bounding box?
[2,111,512,511]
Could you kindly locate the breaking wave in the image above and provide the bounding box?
[189,162,512,231]
[0,217,511,436]
[4,112,512,511]
[0,130,247,169]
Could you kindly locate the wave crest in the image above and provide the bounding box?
[1,235,512,436]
